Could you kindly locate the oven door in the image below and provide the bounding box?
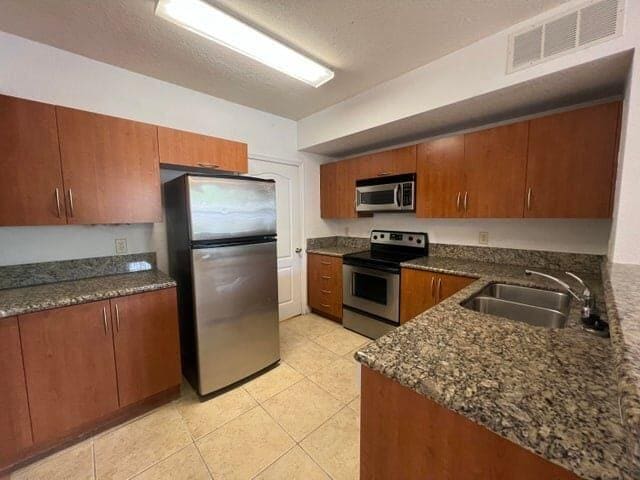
[355,183,401,212]
[342,264,400,322]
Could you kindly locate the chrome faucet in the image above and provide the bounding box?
[525,270,595,320]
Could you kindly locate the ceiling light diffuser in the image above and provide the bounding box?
[155,0,335,87]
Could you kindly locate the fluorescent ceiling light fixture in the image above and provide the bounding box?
[155,0,334,87]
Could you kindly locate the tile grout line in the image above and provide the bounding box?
[298,403,358,479]
[92,439,97,480]
[125,442,195,480]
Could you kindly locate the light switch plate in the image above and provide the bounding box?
[478,231,489,245]
[115,238,128,255]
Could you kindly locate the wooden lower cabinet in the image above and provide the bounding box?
[1,287,181,473]
[400,268,475,323]
[111,289,181,407]
[308,253,343,320]
[0,318,33,465]
[19,300,120,444]
[361,366,579,480]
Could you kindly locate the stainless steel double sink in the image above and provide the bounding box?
[462,283,571,328]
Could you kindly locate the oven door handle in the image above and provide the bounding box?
[394,184,401,208]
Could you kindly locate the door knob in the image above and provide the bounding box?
[295,248,302,254]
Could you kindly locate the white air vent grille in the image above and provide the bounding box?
[513,26,543,67]
[544,12,578,57]
[508,0,624,73]
[579,0,619,45]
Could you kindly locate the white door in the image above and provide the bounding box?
[249,158,303,320]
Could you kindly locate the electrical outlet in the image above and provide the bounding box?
[345,226,350,236]
[115,238,128,255]
[478,231,489,245]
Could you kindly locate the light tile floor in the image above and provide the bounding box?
[10,313,369,480]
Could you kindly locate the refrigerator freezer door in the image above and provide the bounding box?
[191,240,279,394]
[187,176,276,241]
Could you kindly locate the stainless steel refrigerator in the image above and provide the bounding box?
[164,174,279,396]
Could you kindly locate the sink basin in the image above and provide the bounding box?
[462,283,571,328]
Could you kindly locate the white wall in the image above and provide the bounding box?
[609,55,640,264]
[0,31,318,268]
[324,217,611,254]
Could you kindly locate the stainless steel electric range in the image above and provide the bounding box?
[342,230,428,339]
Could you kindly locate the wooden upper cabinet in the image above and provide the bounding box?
[56,107,162,224]
[320,162,339,218]
[464,122,529,218]
[416,136,466,218]
[0,317,33,466]
[157,126,248,173]
[19,301,120,444]
[320,161,357,219]
[367,146,417,177]
[525,101,620,218]
[0,95,67,226]
[110,288,181,408]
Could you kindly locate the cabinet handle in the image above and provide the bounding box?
[68,189,75,217]
[198,163,220,169]
[320,261,331,265]
[321,275,331,280]
[102,306,108,335]
[456,192,461,211]
[527,187,532,210]
[115,304,120,332]
[320,303,331,308]
[377,171,391,176]
[430,277,435,299]
[54,188,61,218]
[437,278,442,303]
[321,289,331,294]
[463,192,468,213]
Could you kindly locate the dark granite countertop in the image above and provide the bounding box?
[306,246,367,257]
[0,270,176,318]
[356,256,633,479]
[602,262,640,473]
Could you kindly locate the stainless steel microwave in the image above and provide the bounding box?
[355,173,415,212]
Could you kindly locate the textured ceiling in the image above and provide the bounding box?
[0,0,567,119]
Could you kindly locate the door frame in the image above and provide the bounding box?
[249,153,306,319]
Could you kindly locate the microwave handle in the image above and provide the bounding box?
[394,184,401,207]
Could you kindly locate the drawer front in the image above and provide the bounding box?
[308,254,343,319]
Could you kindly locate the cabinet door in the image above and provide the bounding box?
[416,136,466,218]
[0,317,33,466]
[19,301,119,444]
[157,126,248,173]
[464,122,529,218]
[110,288,181,407]
[525,102,620,218]
[337,159,358,218]
[400,268,438,323]
[320,162,339,218]
[56,107,161,224]
[438,273,475,302]
[0,95,67,226]
[368,146,416,177]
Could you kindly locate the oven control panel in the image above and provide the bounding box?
[370,230,427,248]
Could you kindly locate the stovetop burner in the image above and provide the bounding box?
[342,230,428,272]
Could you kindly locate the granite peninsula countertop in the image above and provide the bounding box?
[0,270,176,318]
[356,256,633,479]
